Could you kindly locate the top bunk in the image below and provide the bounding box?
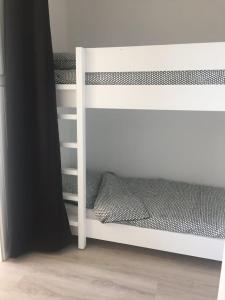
[56,42,225,111]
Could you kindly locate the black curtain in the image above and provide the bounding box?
[4,0,72,257]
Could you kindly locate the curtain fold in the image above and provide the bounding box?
[4,0,72,257]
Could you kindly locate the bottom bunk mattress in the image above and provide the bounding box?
[63,172,225,239]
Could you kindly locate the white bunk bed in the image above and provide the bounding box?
[56,42,225,261]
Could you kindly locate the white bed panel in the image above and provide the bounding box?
[81,216,224,261]
[218,246,225,299]
[85,42,225,72]
[67,206,224,261]
[56,43,225,111]
[85,219,224,261]
[57,85,225,111]
[86,85,225,111]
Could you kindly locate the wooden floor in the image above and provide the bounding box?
[0,239,221,300]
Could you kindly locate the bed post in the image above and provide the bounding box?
[217,245,225,300]
[76,47,86,249]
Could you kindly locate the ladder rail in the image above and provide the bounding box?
[57,48,86,250]
[76,47,86,249]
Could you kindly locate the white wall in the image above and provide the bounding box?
[49,0,225,187]
[50,0,225,51]
[67,0,225,49]
[0,87,7,261]
[48,0,71,52]
[86,110,225,187]
[0,0,4,78]
[0,0,8,261]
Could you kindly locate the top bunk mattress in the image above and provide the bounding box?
[54,53,225,86]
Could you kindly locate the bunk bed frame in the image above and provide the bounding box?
[57,42,225,261]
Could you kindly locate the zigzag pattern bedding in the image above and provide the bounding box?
[54,52,225,85]
[55,69,225,85]
[63,170,225,239]
[94,173,225,239]
[54,53,76,70]
[62,171,102,209]
[55,69,76,84]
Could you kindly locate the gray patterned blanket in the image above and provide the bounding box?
[53,53,225,85]
[55,69,76,84]
[54,69,225,85]
[54,53,76,84]
[54,53,75,70]
[94,173,225,239]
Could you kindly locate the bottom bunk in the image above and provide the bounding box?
[63,172,225,261]
[66,205,224,261]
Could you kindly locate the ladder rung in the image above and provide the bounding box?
[63,192,78,202]
[60,142,78,149]
[62,168,78,176]
[58,114,77,120]
[69,219,78,227]
[56,84,76,90]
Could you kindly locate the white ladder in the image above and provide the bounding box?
[57,47,86,249]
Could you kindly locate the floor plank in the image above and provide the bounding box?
[0,239,221,300]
